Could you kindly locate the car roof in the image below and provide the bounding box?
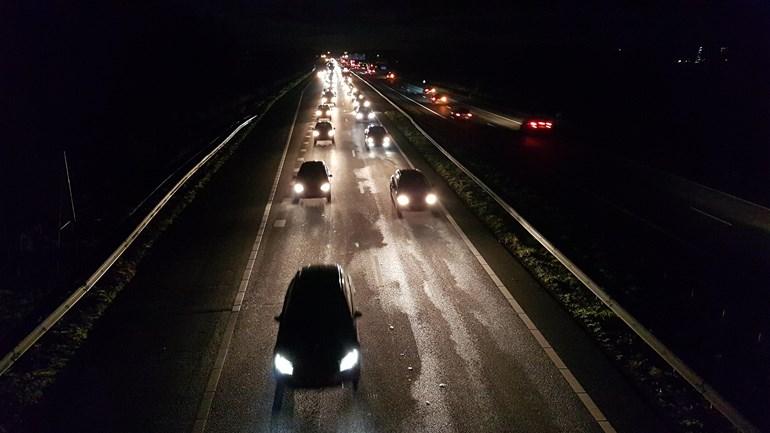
[284,265,349,318]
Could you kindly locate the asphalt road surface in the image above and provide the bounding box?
[31,72,667,433]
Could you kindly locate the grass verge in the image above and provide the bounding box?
[382,109,735,433]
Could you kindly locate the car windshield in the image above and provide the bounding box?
[368,126,385,135]
[399,171,428,189]
[297,162,327,179]
[315,122,331,130]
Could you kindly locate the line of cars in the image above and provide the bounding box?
[274,60,445,409]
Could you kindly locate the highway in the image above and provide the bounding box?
[24,70,669,433]
[361,73,770,430]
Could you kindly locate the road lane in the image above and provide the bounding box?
[204,72,607,432]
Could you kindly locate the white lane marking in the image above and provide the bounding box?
[474,107,523,125]
[297,157,304,163]
[358,73,619,433]
[300,148,306,153]
[690,206,733,226]
[273,219,286,228]
[191,84,307,433]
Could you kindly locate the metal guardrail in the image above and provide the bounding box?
[355,73,761,433]
[0,71,313,377]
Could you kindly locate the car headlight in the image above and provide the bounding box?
[363,101,371,107]
[328,129,334,137]
[440,96,447,102]
[358,94,364,100]
[367,137,374,144]
[317,72,325,78]
[339,348,359,372]
[293,183,304,193]
[425,193,437,205]
[275,353,294,375]
[321,97,327,104]
[320,182,331,192]
[316,110,322,116]
[368,112,375,119]
[383,137,390,147]
[397,194,409,206]
[356,113,363,119]
[313,130,320,137]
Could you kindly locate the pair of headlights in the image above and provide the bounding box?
[396,193,437,206]
[366,136,391,147]
[357,112,375,120]
[293,182,330,194]
[312,130,334,137]
[274,349,359,376]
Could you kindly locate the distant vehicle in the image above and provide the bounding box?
[313,121,336,145]
[316,104,333,120]
[292,160,332,203]
[272,264,361,408]
[364,124,390,148]
[389,169,438,218]
[429,93,448,104]
[449,106,473,120]
[521,118,554,133]
[354,105,376,122]
[423,86,437,97]
[386,72,396,80]
[321,90,337,105]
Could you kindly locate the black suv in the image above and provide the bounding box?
[272,264,361,409]
[293,160,332,203]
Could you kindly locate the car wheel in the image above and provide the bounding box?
[352,378,359,392]
[292,197,299,204]
[332,138,336,145]
[326,194,332,203]
[313,139,317,146]
[272,383,285,412]
[396,209,403,219]
[432,209,441,218]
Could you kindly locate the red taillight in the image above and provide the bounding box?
[529,121,538,128]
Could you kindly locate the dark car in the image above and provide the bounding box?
[389,169,438,218]
[293,160,332,203]
[521,118,555,133]
[272,264,361,407]
[313,121,335,145]
[321,90,337,106]
[354,105,375,122]
[449,106,473,120]
[316,104,333,120]
[364,124,391,148]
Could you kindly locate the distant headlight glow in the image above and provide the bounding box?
[293,183,304,194]
[275,353,294,375]
[367,112,376,119]
[425,193,437,205]
[321,97,328,104]
[383,137,391,147]
[363,101,371,107]
[356,113,363,119]
[320,182,331,192]
[339,349,359,372]
[397,194,410,206]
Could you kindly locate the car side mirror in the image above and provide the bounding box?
[328,174,333,178]
[274,314,282,322]
[353,310,362,319]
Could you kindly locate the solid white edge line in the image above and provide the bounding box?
[370,85,618,432]
[355,73,761,433]
[191,82,308,433]
[690,206,733,227]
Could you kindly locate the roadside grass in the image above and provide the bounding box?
[0,73,310,433]
[383,109,735,433]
